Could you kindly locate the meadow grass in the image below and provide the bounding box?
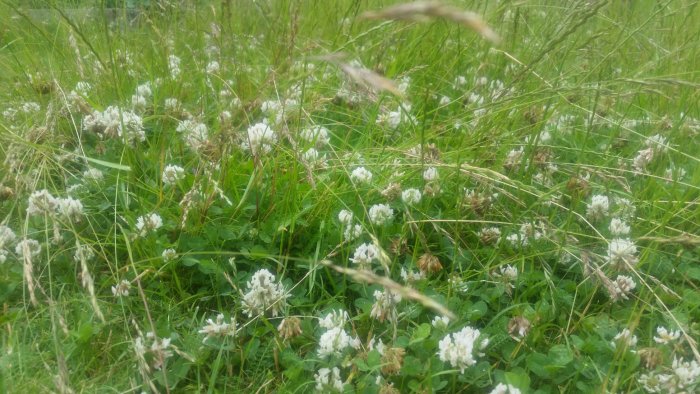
[0,0,699,392]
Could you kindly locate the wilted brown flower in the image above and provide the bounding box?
[389,237,409,256]
[381,183,402,200]
[277,317,302,341]
[638,347,664,370]
[566,176,590,199]
[507,316,531,339]
[417,253,442,275]
[381,347,406,375]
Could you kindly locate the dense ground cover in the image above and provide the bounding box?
[1,0,699,392]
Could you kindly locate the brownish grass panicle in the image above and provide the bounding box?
[314,53,404,98]
[360,1,500,44]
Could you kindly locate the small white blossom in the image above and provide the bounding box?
[612,328,637,349]
[83,168,104,183]
[27,189,58,216]
[350,167,373,184]
[401,188,422,205]
[162,248,177,262]
[368,204,393,226]
[241,122,277,155]
[0,225,17,251]
[653,326,681,344]
[198,314,236,343]
[438,326,488,373]
[587,195,610,221]
[319,310,350,330]
[606,238,638,269]
[338,209,354,225]
[56,197,84,223]
[168,55,181,78]
[111,279,131,297]
[610,275,636,301]
[176,120,209,151]
[162,165,185,185]
[349,243,379,269]
[314,367,343,392]
[343,224,363,241]
[15,239,41,259]
[400,267,425,283]
[206,60,220,74]
[609,218,630,236]
[317,327,360,358]
[241,269,288,317]
[432,316,450,329]
[423,167,439,182]
[489,383,522,394]
[300,126,330,147]
[135,213,163,237]
[73,244,94,263]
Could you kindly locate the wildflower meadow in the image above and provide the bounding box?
[0,0,699,392]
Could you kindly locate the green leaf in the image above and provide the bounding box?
[410,323,432,346]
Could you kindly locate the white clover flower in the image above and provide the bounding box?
[610,275,636,301]
[432,316,450,329]
[489,383,522,394]
[338,209,354,225]
[454,75,467,87]
[168,54,181,78]
[135,82,152,98]
[111,279,131,297]
[82,106,145,144]
[609,218,630,236]
[350,167,373,184]
[21,102,40,113]
[586,194,610,221]
[135,213,163,237]
[423,167,439,182]
[349,243,379,269]
[376,106,415,129]
[162,164,185,185]
[314,367,343,392]
[15,239,41,259]
[439,95,451,106]
[0,225,17,251]
[302,148,326,165]
[300,126,330,147]
[664,166,687,183]
[368,204,393,226]
[319,310,350,330]
[638,372,673,393]
[131,94,147,111]
[343,224,363,241]
[438,326,488,373]
[612,328,637,349]
[401,188,422,205]
[671,357,700,389]
[370,289,401,323]
[206,60,220,74]
[400,267,425,283]
[176,120,209,151]
[653,326,681,344]
[606,238,638,269]
[83,168,104,183]
[498,265,518,281]
[198,314,236,343]
[0,250,7,264]
[56,197,84,223]
[164,98,181,111]
[241,122,277,155]
[317,326,360,358]
[27,189,58,216]
[162,248,177,262]
[633,147,655,172]
[241,269,288,317]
